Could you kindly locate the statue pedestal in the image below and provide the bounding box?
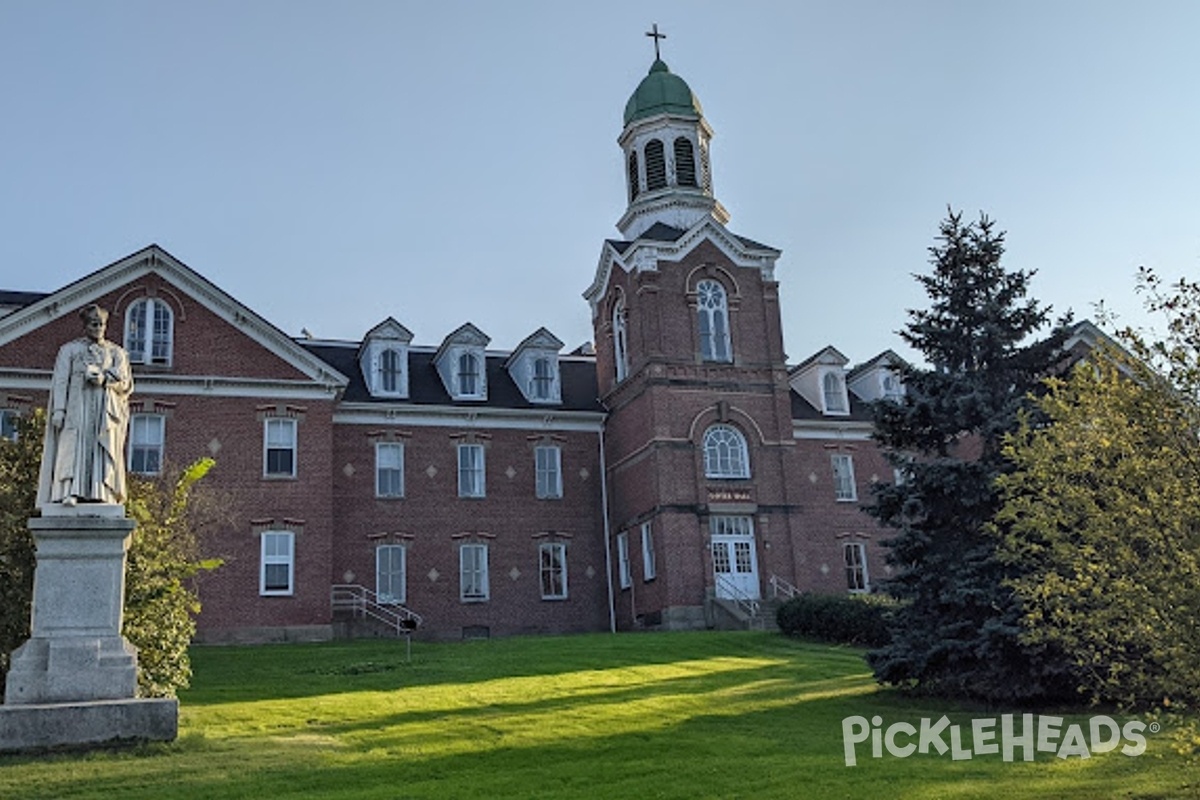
[0,507,178,752]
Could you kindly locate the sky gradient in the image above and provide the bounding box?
[3,1,1198,365]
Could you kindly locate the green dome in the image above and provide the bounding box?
[623,59,703,126]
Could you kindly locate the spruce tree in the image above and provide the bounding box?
[867,210,1072,702]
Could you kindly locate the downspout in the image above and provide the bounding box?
[599,421,616,633]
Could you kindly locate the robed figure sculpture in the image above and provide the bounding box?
[36,304,134,509]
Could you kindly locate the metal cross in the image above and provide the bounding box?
[646,23,666,60]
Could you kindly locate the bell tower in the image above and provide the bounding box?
[587,32,800,632]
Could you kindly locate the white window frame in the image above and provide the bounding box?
[535,445,562,499]
[539,542,568,600]
[844,542,869,593]
[613,299,629,382]
[882,371,904,400]
[696,279,732,363]
[260,531,295,596]
[832,454,857,502]
[263,417,298,478]
[530,356,556,402]
[1,409,20,442]
[702,424,750,479]
[616,532,632,589]
[822,371,848,414]
[458,351,482,398]
[379,347,404,395]
[125,297,174,367]
[375,442,404,498]
[128,413,165,475]
[376,544,406,604]
[460,543,489,602]
[641,521,656,581]
[457,443,486,498]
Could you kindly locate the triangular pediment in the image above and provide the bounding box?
[509,327,564,361]
[434,322,491,362]
[0,244,348,389]
[585,216,781,314]
[361,317,414,346]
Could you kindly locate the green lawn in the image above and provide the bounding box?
[0,631,1195,799]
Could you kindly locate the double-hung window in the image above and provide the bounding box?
[376,544,406,604]
[376,442,404,498]
[129,413,165,475]
[460,543,489,601]
[1,409,20,442]
[539,542,567,600]
[264,418,297,477]
[260,531,295,596]
[125,298,173,366]
[535,445,562,499]
[831,454,857,501]
[641,522,656,581]
[616,532,632,589]
[530,357,555,400]
[844,542,869,593]
[458,443,485,497]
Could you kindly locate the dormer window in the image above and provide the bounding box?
[531,357,554,400]
[506,327,564,405]
[380,349,403,394]
[882,372,904,400]
[823,371,848,414]
[435,323,491,401]
[125,298,173,366]
[360,318,413,399]
[458,352,481,396]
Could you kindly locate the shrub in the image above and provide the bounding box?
[776,593,894,647]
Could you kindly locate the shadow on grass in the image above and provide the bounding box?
[181,631,868,705]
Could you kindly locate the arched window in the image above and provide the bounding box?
[458,352,480,396]
[696,280,731,362]
[627,151,640,203]
[674,137,697,187]
[644,139,666,191]
[703,425,750,479]
[823,372,847,413]
[380,348,402,394]
[531,357,554,400]
[612,299,629,382]
[125,298,173,366]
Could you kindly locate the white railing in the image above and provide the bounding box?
[331,584,423,636]
[768,574,800,601]
[713,574,762,620]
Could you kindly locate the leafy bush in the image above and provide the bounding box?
[776,593,894,647]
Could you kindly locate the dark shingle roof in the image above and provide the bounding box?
[299,342,604,413]
[790,389,875,422]
[0,290,49,307]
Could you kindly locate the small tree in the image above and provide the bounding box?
[867,210,1073,702]
[124,458,224,698]
[996,270,1200,709]
[0,408,221,699]
[0,410,43,698]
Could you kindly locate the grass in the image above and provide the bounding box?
[0,631,1196,799]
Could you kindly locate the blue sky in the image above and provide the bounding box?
[3,1,1198,365]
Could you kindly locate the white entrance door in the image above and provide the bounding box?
[711,516,760,600]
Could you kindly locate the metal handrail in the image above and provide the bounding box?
[331,584,423,634]
[713,573,761,619]
[768,574,800,600]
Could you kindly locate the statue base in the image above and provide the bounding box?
[0,698,178,754]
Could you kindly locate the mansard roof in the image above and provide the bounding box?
[301,341,603,413]
[789,387,874,422]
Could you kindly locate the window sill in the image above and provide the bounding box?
[460,596,489,604]
[262,474,298,481]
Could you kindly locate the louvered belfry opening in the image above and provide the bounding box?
[627,151,640,202]
[644,139,667,191]
[674,136,697,187]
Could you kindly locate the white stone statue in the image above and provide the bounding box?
[36,303,134,509]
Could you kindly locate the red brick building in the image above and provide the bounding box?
[0,57,900,642]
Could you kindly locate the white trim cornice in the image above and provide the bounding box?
[0,246,349,389]
[0,368,341,401]
[792,419,875,441]
[335,402,605,433]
